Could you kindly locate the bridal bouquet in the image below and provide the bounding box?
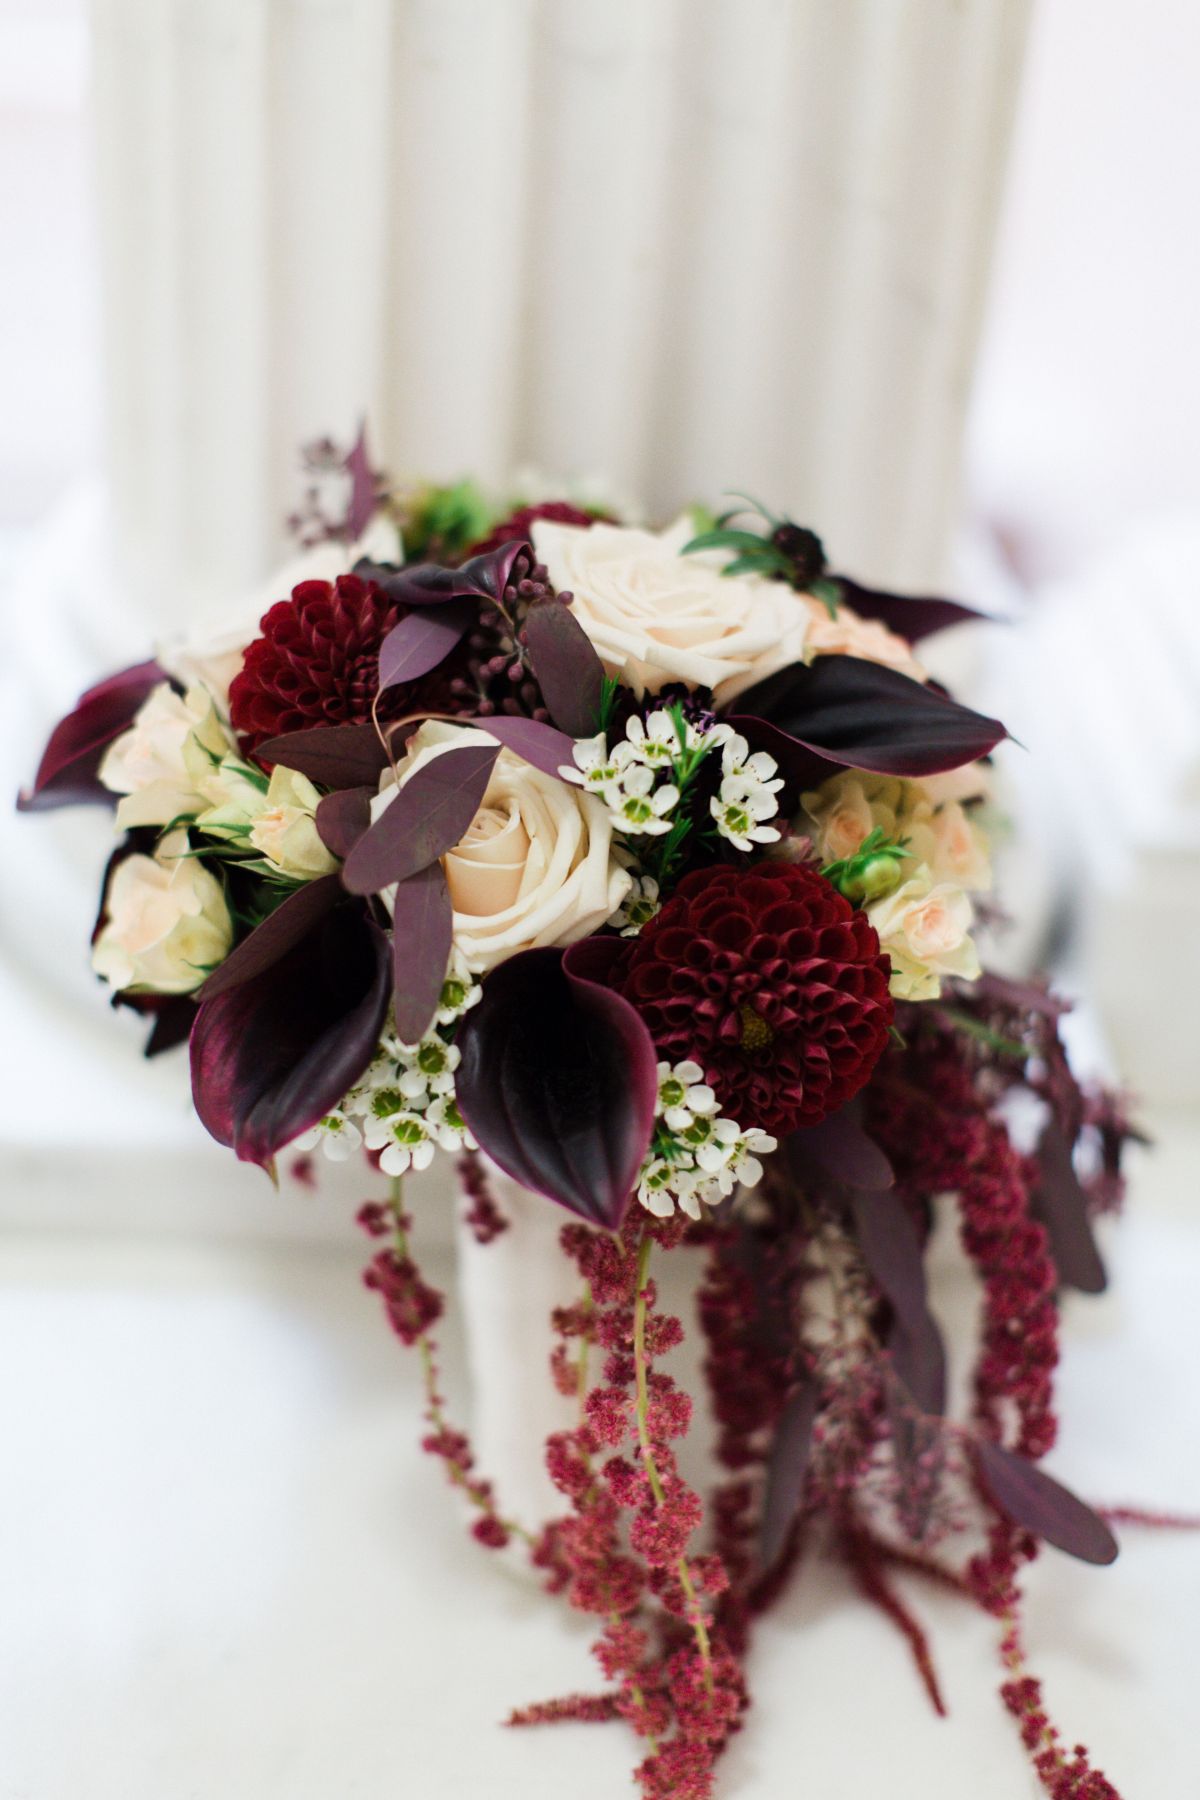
[22,447,1140,1798]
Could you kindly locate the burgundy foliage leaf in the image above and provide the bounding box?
[974,1439,1119,1565]
[849,1189,947,1415]
[344,420,378,540]
[390,860,453,1045]
[788,1106,894,1190]
[377,600,475,691]
[453,945,657,1229]
[1034,1121,1107,1294]
[315,786,373,859]
[190,904,389,1167]
[341,742,499,896]
[759,1383,818,1572]
[18,660,163,812]
[198,875,343,999]
[465,714,578,779]
[835,576,990,644]
[733,655,1008,779]
[522,601,607,737]
[359,539,528,610]
[255,722,389,788]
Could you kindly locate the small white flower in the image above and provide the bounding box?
[655,1059,718,1132]
[436,956,481,1025]
[624,710,686,768]
[711,780,783,853]
[293,1111,364,1162]
[559,735,627,806]
[718,732,784,793]
[615,776,679,837]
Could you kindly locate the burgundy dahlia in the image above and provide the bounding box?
[468,500,606,557]
[616,863,893,1135]
[229,573,417,754]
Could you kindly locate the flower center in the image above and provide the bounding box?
[738,1004,774,1056]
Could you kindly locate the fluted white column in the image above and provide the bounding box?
[92,0,1030,629]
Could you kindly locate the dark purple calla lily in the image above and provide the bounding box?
[190,903,389,1167]
[197,874,344,1000]
[454,943,657,1230]
[18,660,164,812]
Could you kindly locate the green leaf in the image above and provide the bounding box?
[681,527,773,557]
[809,577,842,620]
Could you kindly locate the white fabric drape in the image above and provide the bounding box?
[92,0,1030,625]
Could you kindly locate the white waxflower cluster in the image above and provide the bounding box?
[708,731,784,853]
[636,1059,778,1221]
[560,711,783,853]
[293,959,481,1175]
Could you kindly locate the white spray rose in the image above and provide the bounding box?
[531,517,810,707]
[375,720,631,974]
[92,830,233,995]
[866,867,980,1002]
[101,683,234,831]
[245,765,338,880]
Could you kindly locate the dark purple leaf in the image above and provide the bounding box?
[359,539,527,610]
[974,1439,1119,1565]
[1034,1121,1107,1295]
[256,723,389,789]
[835,576,991,643]
[190,903,388,1167]
[18,660,164,812]
[788,1107,894,1190]
[523,601,607,737]
[733,655,1007,779]
[849,1189,946,1415]
[316,786,373,858]
[759,1384,818,1572]
[465,715,578,779]
[341,742,499,896]
[198,875,343,999]
[378,600,474,691]
[454,945,657,1229]
[344,420,378,540]
[390,861,452,1044]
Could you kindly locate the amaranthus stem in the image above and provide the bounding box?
[386,1177,535,1549]
[633,1233,714,1689]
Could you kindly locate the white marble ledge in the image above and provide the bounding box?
[1,1196,1198,1799]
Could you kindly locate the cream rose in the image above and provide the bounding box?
[92,830,233,995]
[531,517,810,707]
[866,868,980,1002]
[101,683,235,831]
[803,596,926,682]
[375,721,630,974]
